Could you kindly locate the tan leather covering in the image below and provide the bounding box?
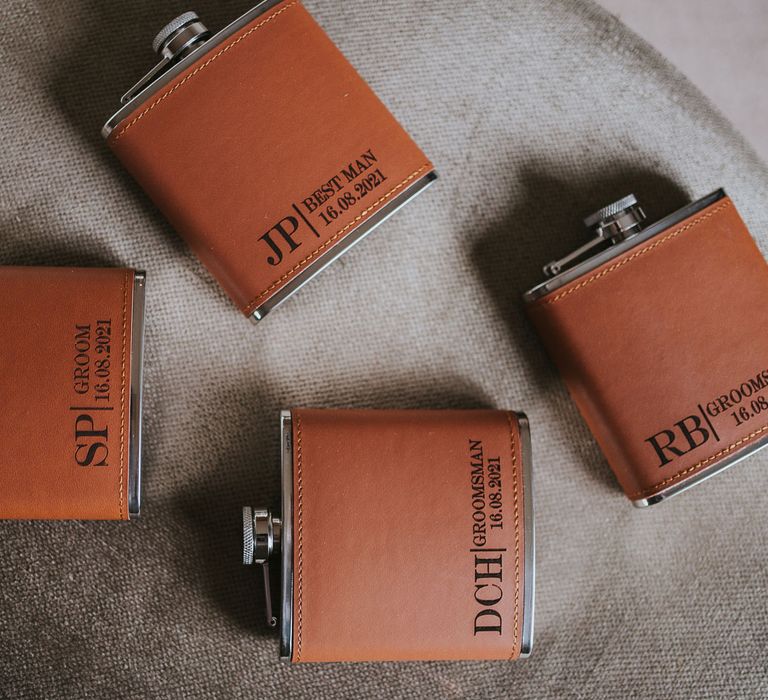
[0,267,135,520]
[527,197,768,501]
[289,408,527,662]
[107,0,433,316]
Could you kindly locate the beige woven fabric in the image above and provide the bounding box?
[1,0,767,697]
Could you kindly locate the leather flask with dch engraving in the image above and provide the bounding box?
[242,408,535,661]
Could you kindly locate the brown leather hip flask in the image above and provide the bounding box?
[524,190,768,505]
[242,409,535,662]
[102,1,436,323]
[0,267,146,520]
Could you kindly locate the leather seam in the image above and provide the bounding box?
[506,412,521,659]
[118,271,129,521]
[628,422,768,499]
[111,1,300,141]
[295,414,304,662]
[535,200,732,306]
[242,164,430,315]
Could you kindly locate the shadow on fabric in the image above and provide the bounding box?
[0,218,119,268]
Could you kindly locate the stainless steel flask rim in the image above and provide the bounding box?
[128,272,147,517]
[247,172,436,324]
[242,410,294,659]
[523,189,727,303]
[243,410,535,661]
[634,435,768,506]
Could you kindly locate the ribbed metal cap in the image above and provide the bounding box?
[584,194,638,228]
[152,11,200,54]
[242,506,254,565]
